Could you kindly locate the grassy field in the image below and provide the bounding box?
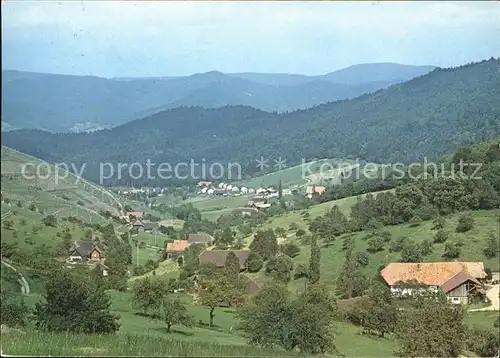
[168,195,252,222]
[1,330,299,356]
[252,209,500,294]
[255,190,393,232]
[1,285,400,357]
[235,158,364,189]
[1,210,90,253]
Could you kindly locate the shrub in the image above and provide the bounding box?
[419,240,433,257]
[432,216,446,230]
[483,232,499,259]
[400,242,422,263]
[279,243,301,258]
[433,229,448,243]
[389,236,407,253]
[408,216,422,227]
[289,222,299,231]
[456,213,474,233]
[367,236,384,253]
[354,252,369,267]
[3,220,13,230]
[295,228,306,237]
[247,251,264,273]
[442,243,461,259]
[42,215,58,227]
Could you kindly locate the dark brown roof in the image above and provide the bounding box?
[440,270,480,294]
[143,222,158,230]
[337,296,367,312]
[132,219,145,227]
[69,241,101,258]
[187,233,215,244]
[240,274,261,294]
[198,250,250,269]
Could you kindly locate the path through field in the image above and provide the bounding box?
[2,260,30,295]
[469,284,500,312]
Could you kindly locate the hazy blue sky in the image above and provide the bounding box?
[2,1,499,77]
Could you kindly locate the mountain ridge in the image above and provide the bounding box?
[2,58,499,187]
[2,63,436,132]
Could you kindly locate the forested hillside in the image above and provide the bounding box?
[1,63,433,132]
[3,58,499,186]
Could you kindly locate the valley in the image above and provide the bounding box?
[2,2,500,356]
[1,136,499,357]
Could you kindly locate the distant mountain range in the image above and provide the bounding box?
[2,63,435,132]
[3,58,498,187]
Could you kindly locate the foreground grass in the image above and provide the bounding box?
[464,311,499,329]
[1,330,302,356]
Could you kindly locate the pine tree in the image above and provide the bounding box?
[308,235,320,284]
[225,251,241,277]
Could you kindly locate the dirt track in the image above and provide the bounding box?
[469,284,499,312]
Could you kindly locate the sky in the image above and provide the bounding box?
[2,1,500,78]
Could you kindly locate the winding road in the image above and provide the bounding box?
[1,260,30,295]
[469,284,500,312]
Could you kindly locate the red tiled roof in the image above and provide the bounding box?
[381,261,484,286]
[198,250,250,269]
[166,240,190,252]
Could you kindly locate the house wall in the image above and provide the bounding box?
[91,249,100,261]
[446,283,469,304]
[390,285,439,297]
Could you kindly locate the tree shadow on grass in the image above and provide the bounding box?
[153,327,194,336]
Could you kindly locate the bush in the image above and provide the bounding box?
[466,326,500,357]
[408,216,422,227]
[367,236,384,253]
[3,220,13,230]
[442,243,461,259]
[380,230,392,242]
[419,240,433,257]
[456,213,474,233]
[432,216,446,230]
[389,237,407,253]
[400,242,422,263]
[354,252,369,267]
[265,255,294,283]
[433,229,448,243]
[295,228,306,237]
[32,266,119,333]
[29,203,36,211]
[289,222,299,231]
[247,251,264,273]
[279,243,301,258]
[42,215,58,227]
[483,232,499,259]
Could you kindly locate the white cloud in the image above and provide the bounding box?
[2,1,498,76]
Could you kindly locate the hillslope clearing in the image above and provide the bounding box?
[1,146,122,221]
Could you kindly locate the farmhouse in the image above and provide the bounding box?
[381,261,484,304]
[126,211,144,219]
[198,250,251,271]
[306,185,326,198]
[68,241,102,263]
[164,240,190,259]
[187,233,215,246]
[131,219,158,233]
[197,181,213,188]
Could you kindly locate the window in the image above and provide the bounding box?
[452,297,460,303]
